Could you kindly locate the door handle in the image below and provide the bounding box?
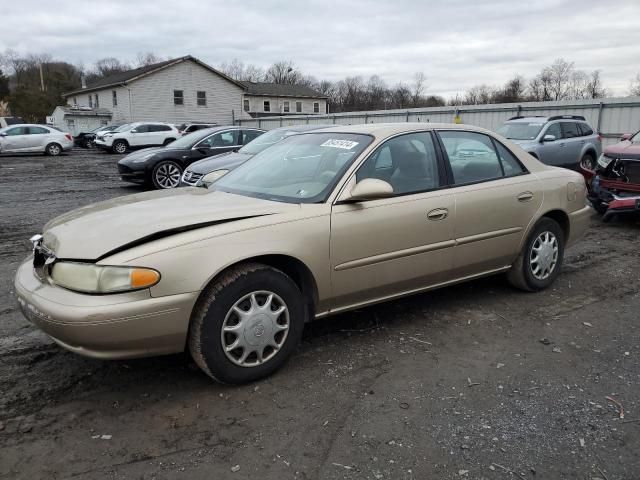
[517,191,534,202]
[427,208,448,221]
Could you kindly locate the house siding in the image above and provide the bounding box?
[67,86,131,125]
[243,95,327,116]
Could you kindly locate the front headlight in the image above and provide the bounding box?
[50,262,160,294]
[132,152,157,163]
[200,169,229,187]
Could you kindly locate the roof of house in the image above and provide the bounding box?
[64,56,245,97]
[56,106,113,117]
[240,81,327,99]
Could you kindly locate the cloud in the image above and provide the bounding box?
[2,0,639,97]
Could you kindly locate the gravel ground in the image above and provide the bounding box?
[0,149,639,480]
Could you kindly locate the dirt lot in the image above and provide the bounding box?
[0,149,639,480]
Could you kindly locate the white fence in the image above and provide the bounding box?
[235,96,640,147]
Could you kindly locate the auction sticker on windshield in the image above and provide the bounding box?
[321,139,359,150]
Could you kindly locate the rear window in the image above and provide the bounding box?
[562,122,581,139]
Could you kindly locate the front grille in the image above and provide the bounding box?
[182,170,203,185]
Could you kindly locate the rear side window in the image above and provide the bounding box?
[494,142,526,177]
[438,131,503,184]
[29,126,49,134]
[154,125,172,132]
[562,122,581,139]
[242,129,263,144]
[578,123,594,136]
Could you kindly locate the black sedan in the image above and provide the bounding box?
[181,124,333,187]
[74,125,119,148]
[117,126,264,189]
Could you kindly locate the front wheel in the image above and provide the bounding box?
[507,218,564,292]
[189,263,305,384]
[112,140,128,154]
[580,153,596,171]
[151,160,183,189]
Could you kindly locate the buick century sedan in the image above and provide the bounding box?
[15,123,592,384]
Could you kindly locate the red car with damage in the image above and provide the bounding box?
[581,131,640,221]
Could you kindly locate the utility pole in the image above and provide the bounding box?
[39,63,45,92]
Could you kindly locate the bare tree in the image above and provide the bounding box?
[585,70,607,98]
[629,73,640,96]
[265,61,303,84]
[411,72,427,107]
[135,52,162,67]
[391,83,412,108]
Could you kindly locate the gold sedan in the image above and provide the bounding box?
[15,123,592,383]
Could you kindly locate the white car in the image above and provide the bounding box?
[0,124,73,156]
[94,122,179,154]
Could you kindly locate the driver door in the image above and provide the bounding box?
[1,126,30,152]
[329,131,456,312]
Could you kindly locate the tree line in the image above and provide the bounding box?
[1,49,640,122]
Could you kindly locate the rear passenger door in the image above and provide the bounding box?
[436,130,542,277]
[27,126,51,151]
[560,121,582,168]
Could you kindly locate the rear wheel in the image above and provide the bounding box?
[189,263,305,384]
[151,160,182,189]
[581,153,596,170]
[45,143,62,156]
[112,140,128,154]
[507,218,564,292]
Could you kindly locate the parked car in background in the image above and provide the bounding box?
[182,124,333,187]
[95,122,179,154]
[0,124,73,156]
[497,115,601,169]
[16,123,591,384]
[73,125,118,148]
[0,116,26,128]
[117,126,264,189]
[580,130,640,221]
[177,123,217,136]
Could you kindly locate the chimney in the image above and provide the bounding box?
[81,75,87,89]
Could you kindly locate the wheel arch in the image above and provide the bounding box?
[539,209,570,241]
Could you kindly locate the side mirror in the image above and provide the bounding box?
[621,133,632,141]
[344,178,394,202]
[542,134,556,142]
[0,132,6,137]
[130,129,138,133]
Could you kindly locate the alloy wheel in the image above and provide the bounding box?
[220,291,290,367]
[48,144,61,156]
[114,142,127,154]
[529,231,559,280]
[154,163,181,188]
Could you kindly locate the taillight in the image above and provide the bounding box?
[65,133,72,141]
[597,134,602,142]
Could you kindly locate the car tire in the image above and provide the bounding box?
[581,153,596,170]
[151,160,183,189]
[82,138,93,149]
[188,263,305,384]
[163,138,176,146]
[112,140,128,154]
[45,143,62,156]
[507,217,564,292]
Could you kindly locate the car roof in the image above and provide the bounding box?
[299,122,496,138]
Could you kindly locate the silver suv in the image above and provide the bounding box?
[497,115,601,169]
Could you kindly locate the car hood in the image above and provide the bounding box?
[605,140,640,160]
[42,188,297,260]
[119,147,166,163]
[187,151,253,174]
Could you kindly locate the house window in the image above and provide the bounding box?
[243,99,250,112]
[95,94,99,108]
[313,102,319,113]
[101,120,108,126]
[197,91,206,106]
[263,101,270,112]
[73,97,77,105]
[296,101,302,113]
[67,119,75,128]
[88,95,93,108]
[112,90,117,107]
[283,101,290,113]
[174,90,184,106]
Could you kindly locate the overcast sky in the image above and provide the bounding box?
[2,0,639,98]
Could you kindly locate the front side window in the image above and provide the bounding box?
[283,101,290,113]
[314,102,320,113]
[199,131,238,148]
[112,90,117,107]
[296,101,302,113]
[174,90,184,106]
[356,132,440,195]
[5,127,28,136]
[263,101,270,112]
[197,91,206,106]
[562,122,581,139]
[215,133,372,203]
[243,99,250,112]
[544,123,562,140]
[438,131,504,184]
[134,124,150,133]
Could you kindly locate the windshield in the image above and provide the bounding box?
[214,133,372,203]
[239,129,297,155]
[113,123,132,133]
[165,128,218,149]
[631,131,640,143]
[497,122,544,140]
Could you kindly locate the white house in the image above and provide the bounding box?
[57,56,328,129]
[240,81,328,118]
[50,106,112,135]
[61,56,246,126]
